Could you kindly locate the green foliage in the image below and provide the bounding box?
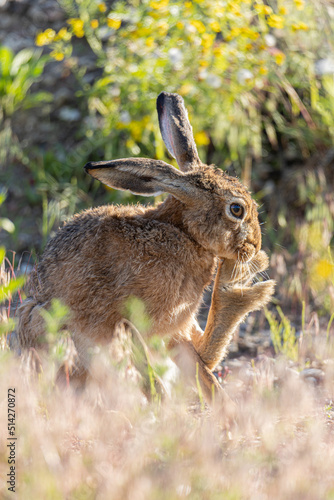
[265,306,298,361]
[124,295,152,333]
[0,46,52,119]
[0,190,15,234]
[39,299,70,361]
[2,0,333,262]
[0,274,25,303]
[0,195,25,341]
[36,0,334,170]
[30,153,90,246]
[39,298,69,338]
[0,44,58,244]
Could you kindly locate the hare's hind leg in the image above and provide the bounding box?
[17,299,89,388]
[17,298,48,350]
[17,298,50,374]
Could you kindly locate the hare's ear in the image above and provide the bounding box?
[157,92,201,172]
[84,157,195,203]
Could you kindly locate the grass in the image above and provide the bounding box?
[0,185,333,498]
[0,305,333,499]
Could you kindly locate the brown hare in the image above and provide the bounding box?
[17,92,275,402]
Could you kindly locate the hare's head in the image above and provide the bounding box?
[85,92,262,262]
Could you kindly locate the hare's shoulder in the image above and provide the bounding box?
[38,203,207,270]
[51,203,198,258]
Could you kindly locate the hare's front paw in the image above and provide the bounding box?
[240,279,275,310]
[221,279,275,315]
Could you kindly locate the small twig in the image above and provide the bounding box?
[279,73,316,130]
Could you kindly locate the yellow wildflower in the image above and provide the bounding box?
[178,83,193,95]
[35,28,56,46]
[279,7,287,15]
[315,259,333,279]
[254,4,272,15]
[259,66,268,75]
[176,22,184,30]
[98,2,107,13]
[213,45,224,57]
[150,0,169,9]
[129,121,142,142]
[209,21,221,33]
[275,51,286,65]
[149,11,160,19]
[157,21,169,36]
[54,27,71,42]
[195,131,210,146]
[212,5,225,17]
[107,18,122,30]
[241,27,259,40]
[294,0,305,10]
[229,2,241,16]
[90,19,99,29]
[50,50,64,61]
[145,37,155,47]
[268,14,284,29]
[190,20,206,34]
[201,33,215,49]
[199,59,209,67]
[292,22,309,31]
[228,27,241,39]
[67,18,84,38]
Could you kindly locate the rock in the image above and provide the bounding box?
[27,5,48,25]
[2,33,34,51]
[0,13,13,30]
[300,368,325,385]
[54,88,74,107]
[58,107,81,122]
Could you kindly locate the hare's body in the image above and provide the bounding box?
[24,198,216,347]
[17,93,275,402]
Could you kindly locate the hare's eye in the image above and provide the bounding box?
[230,203,244,219]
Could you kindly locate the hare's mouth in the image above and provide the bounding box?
[235,243,257,263]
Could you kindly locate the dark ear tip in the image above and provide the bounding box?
[84,161,111,172]
[157,92,165,109]
[157,92,183,111]
[84,162,93,172]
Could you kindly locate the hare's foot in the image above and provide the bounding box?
[171,339,236,412]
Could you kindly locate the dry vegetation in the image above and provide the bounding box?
[0,325,333,499]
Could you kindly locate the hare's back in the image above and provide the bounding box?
[39,203,200,275]
[28,204,215,336]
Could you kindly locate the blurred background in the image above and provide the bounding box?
[0,0,333,331]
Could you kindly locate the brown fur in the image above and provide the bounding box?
[17,92,275,403]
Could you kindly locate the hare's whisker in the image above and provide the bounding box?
[259,271,270,281]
